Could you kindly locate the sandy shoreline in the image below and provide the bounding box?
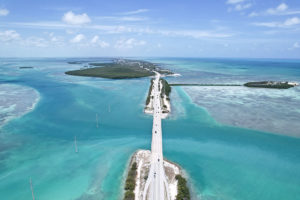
[125,150,183,200]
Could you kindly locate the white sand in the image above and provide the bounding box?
[131,150,182,200]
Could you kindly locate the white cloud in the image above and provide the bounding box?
[98,41,110,48]
[251,3,300,17]
[248,12,258,17]
[62,11,91,25]
[7,21,232,39]
[47,32,65,46]
[253,17,300,28]
[282,10,300,15]
[227,0,251,12]
[159,30,232,38]
[267,3,288,14]
[66,29,76,34]
[0,30,20,42]
[23,37,48,47]
[289,42,300,50]
[96,16,147,22]
[234,3,252,11]
[226,0,245,4]
[91,35,99,44]
[293,42,300,48]
[253,22,279,28]
[51,36,58,42]
[0,8,9,16]
[70,34,85,43]
[284,17,300,26]
[115,38,146,49]
[120,17,146,21]
[90,35,110,48]
[0,30,66,47]
[121,9,149,15]
[277,3,288,11]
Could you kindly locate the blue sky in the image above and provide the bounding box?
[0,0,300,58]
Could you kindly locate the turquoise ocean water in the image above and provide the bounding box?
[0,58,299,200]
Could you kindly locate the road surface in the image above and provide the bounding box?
[143,73,171,200]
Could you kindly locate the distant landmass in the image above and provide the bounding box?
[169,82,298,89]
[244,81,298,89]
[67,61,86,64]
[65,59,173,79]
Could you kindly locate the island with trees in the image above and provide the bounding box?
[65,59,173,79]
[144,77,171,118]
[19,66,34,69]
[244,81,298,89]
[123,161,138,200]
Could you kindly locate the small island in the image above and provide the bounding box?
[65,59,173,79]
[19,66,34,69]
[144,77,171,118]
[67,61,86,64]
[244,81,298,89]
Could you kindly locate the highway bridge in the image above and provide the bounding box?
[143,73,171,200]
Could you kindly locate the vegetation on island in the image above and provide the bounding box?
[160,78,171,98]
[145,78,155,105]
[145,78,171,113]
[65,59,173,79]
[175,175,190,200]
[123,162,137,200]
[170,83,241,86]
[65,62,155,79]
[67,61,86,64]
[160,78,171,113]
[244,81,294,89]
[111,59,173,75]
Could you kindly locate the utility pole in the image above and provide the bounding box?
[96,113,99,128]
[74,136,78,153]
[29,177,35,200]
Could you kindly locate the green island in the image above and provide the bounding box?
[67,61,86,64]
[19,66,34,69]
[160,78,172,113]
[65,59,173,79]
[170,83,242,86]
[145,78,171,114]
[160,78,172,98]
[244,81,295,89]
[145,78,155,105]
[175,175,191,200]
[123,162,137,200]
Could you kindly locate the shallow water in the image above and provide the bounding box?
[148,57,300,137]
[0,58,299,200]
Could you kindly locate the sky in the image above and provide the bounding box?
[0,0,300,58]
